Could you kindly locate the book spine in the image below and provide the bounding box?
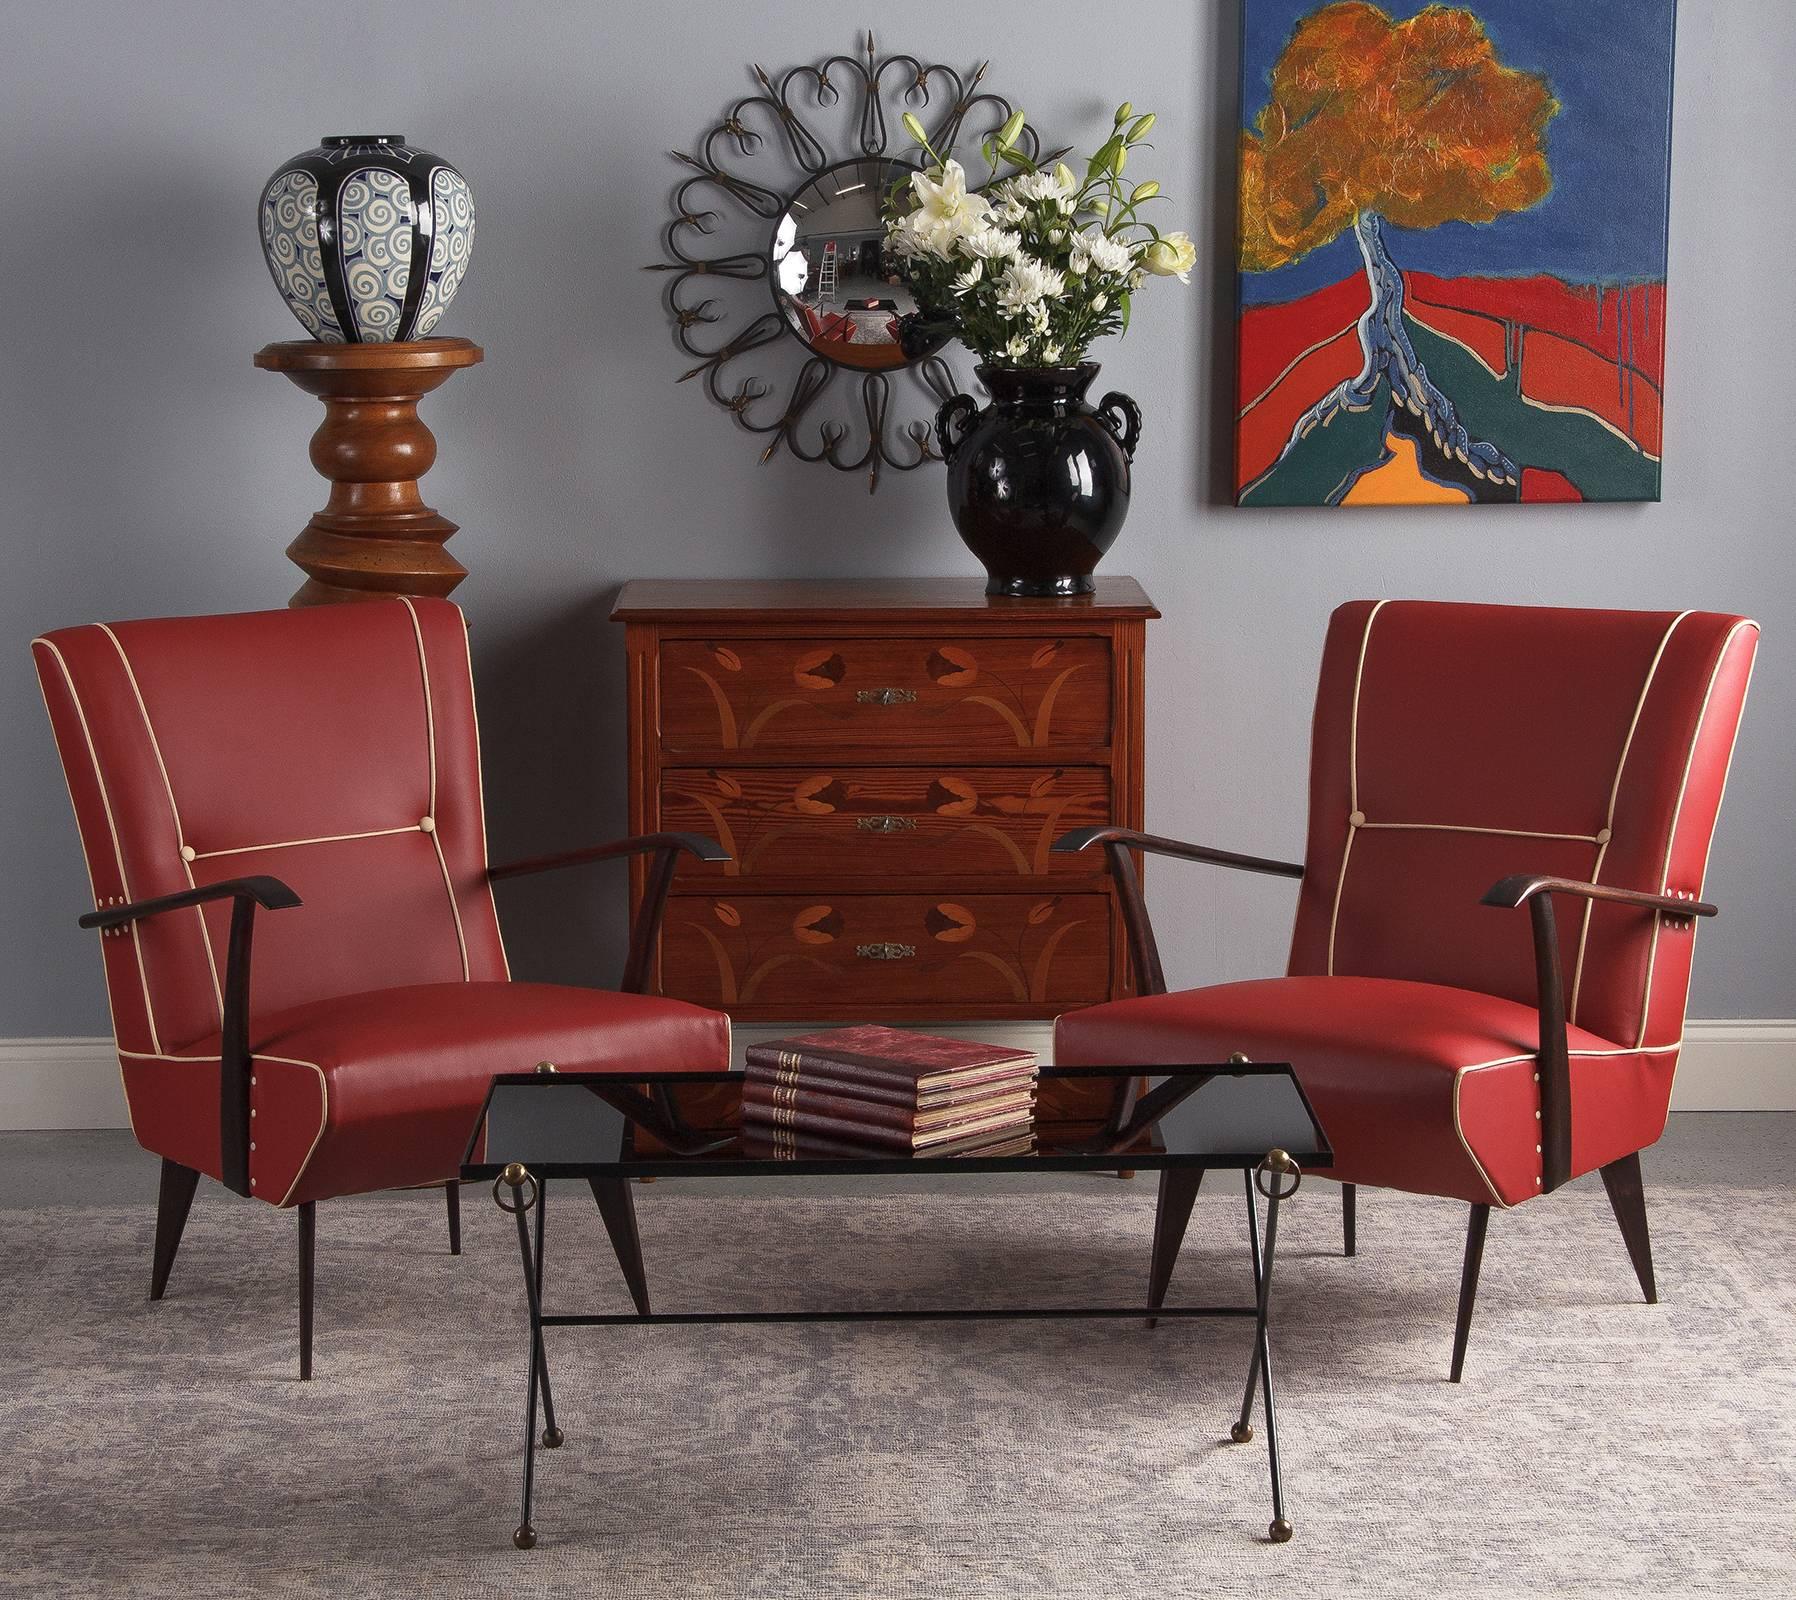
[742,1078,916,1132]
[742,1055,919,1110]
[741,1101,915,1150]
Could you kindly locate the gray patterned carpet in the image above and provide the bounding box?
[1,1165,1792,1598]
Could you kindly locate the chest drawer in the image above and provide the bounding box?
[660,765,1111,882]
[660,892,1111,1013]
[657,634,1112,755]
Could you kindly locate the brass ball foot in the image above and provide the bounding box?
[542,1426,564,1449]
[513,1524,537,1551]
[1230,1421,1254,1444]
[1269,1518,1294,1543]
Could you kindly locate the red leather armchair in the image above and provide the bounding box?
[1054,600,1758,1378]
[33,598,732,1377]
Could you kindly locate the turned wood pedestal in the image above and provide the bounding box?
[254,337,483,607]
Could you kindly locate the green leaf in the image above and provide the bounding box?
[1119,293,1132,334]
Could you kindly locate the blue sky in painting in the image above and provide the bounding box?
[1238,0,1677,305]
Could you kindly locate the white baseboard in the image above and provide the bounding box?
[2,1019,1790,1131]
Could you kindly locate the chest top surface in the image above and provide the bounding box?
[611,576,1159,624]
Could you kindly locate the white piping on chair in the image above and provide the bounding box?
[193,824,423,859]
[1358,821,1600,843]
[96,623,227,1020]
[1567,611,1690,1026]
[33,648,140,1139]
[1451,1038,1683,1208]
[458,607,511,980]
[34,637,162,1057]
[400,598,471,981]
[1637,619,1759,1049]
[1326,599,1389,976]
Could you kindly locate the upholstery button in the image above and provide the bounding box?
[1535,1110,1542,1120]
[1595,827,1613,845]
[419,816,436,833]
[180,845,196,862]
[1535,1144,1542,1153]
[1348,810,1366,828]
[249,1141,256,1152]
[249,1178,256,1189]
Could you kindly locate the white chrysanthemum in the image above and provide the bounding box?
[957,226,1022,262]
[1070,230,1136,277]
[1042,344,1063,364]
[951,260,984,294]
[1005,334,1031,361]
[1007,169,1075,206]
[995,257,1065,312]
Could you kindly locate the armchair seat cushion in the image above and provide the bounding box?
[148,982,730,1207]
[1055,977,1675,1207]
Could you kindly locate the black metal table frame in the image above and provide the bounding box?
[486,1146,1307,1551]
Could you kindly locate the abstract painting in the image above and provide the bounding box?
[1235,0,1676,505]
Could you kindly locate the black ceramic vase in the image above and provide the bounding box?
[935,363,1142,598]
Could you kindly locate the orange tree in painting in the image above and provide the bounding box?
[1241,2,1559,491]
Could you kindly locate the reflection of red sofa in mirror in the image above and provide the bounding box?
[780,294,908,371]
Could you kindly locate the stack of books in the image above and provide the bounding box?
[741,1025,1037,1157]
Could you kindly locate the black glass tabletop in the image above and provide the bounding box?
[462,1064,1331,1182]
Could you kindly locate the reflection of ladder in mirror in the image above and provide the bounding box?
[817,241,839,308]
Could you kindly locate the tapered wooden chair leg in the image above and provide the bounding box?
[1342,1183,1357,1257]
[1449,1203,1490,1383]
[1599,1151,1657,1304]
[298,1202,316,1381]
[1146,1168,1203,1328]
[149,1158,200,1300]
[589,1177,651,1316]
[445,1181,462,1256]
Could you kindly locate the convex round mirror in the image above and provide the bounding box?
[652,34,1040,489]
[769,157,949,371]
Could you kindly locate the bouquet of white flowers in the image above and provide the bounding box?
[884,103,1192,368]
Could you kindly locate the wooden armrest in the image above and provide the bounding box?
[1052,826,1304,879]
[79,875,301,931]
[489,832,728,996]
[1481,874,1716,919]
[487,831,729,881]
[81,875,300,1198]
[1480,873,1714,1197]
[1052,827,1302,998]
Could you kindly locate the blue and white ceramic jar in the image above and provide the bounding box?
[259,135,475,343]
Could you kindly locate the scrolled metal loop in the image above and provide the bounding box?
[1254,1148,1302,1201]
[492,1162,539,1215]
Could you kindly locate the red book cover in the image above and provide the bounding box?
[740,1122,1037,1162]
[741,1097,1033,1152]
[744,1025,1037,1097]
[741,1078,1034,1134]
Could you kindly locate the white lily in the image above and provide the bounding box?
[907,159,991,237]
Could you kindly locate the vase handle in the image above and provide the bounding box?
[934,394,980,464]
[1096,391,1143,461]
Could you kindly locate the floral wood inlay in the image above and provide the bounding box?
[658,636,1111,752]
[666,894,1108,1009]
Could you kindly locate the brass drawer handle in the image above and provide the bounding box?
[856,942,916,960]
[856,815,917,833]
[855,687,917,706]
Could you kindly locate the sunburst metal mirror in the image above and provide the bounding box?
[650,34,1043,491]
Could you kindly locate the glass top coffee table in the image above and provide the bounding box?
[462,1063,1330,1551]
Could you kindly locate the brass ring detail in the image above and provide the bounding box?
[492,1162,539,1214]
[1254,1148,1302,1200]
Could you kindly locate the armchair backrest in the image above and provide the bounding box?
[33,598,509,1057]
[1289,600,1757,1048]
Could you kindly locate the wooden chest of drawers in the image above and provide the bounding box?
[613,577,1157,1023]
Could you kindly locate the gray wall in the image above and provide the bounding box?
[2,0,1791,1036]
